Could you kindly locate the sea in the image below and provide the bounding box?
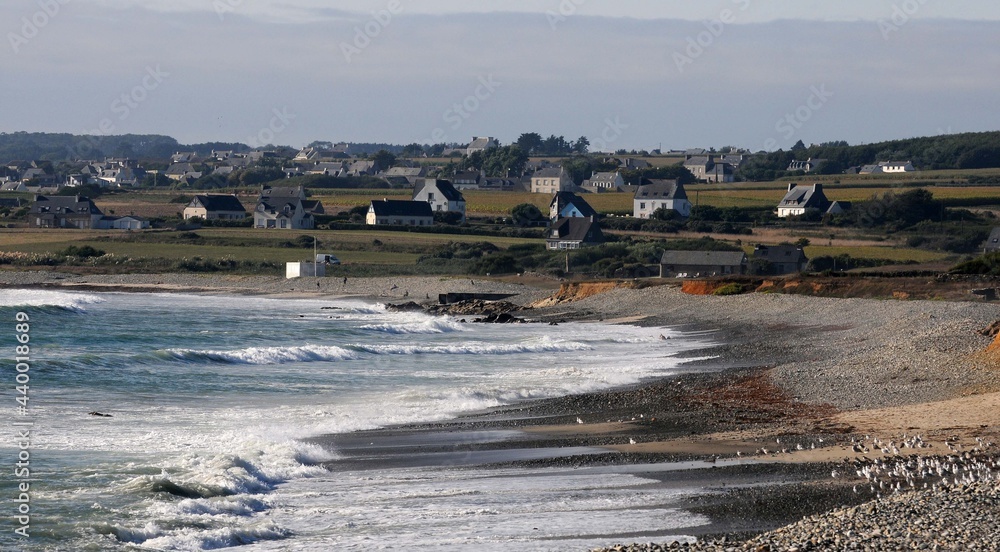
[0,289,720,551]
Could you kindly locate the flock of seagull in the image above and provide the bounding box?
[747,432,1000,498]
[843,434,999,498]
[617,428,999,497]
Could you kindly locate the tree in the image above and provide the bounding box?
[516,132,543,155]
[460,145,527,177]
[561,156,594,185]
[791,140,806,152]
[142,173,172,187]
[511,203,543,226]
[572,136,590,154]
[371,149,397,171]
[401,143,424,157]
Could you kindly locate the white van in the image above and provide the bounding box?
[316,254,341,265]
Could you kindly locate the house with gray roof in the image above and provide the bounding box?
[183,194,247,221]
[466,136,498,156]
[254,186,315,229]
[633,179,691,219]
[366,199,434,226]
[165,163,203,182]
[545,217,604,250]
[530,167,572,194]
[29,195,104,229]
[751,245,808,275]
[684,155,734,183]
[549,192,597,222]
[787,158,827,173]
[413,179,466,223]
[776,183,830,218]
[581,171,625,193]
[659,250,748,278]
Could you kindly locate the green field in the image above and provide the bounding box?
[0,227,538,267]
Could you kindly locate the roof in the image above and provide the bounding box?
[547,217,604,244]
[30,195,103,216]
[467,137,497,150]
[261,186,305,199]
[660,250,747,266]
[414,179,465,202]
[166,163,197,174]
[191,194,245,212]
[589,171,621,184]
[683,156,713,167]
[369,199,434,218]
[549,191,597,218]
[634,179,687,201]
[383,167,425,177]
[778,183,829,210]
[753,245,807,262]
[533,167,565,179]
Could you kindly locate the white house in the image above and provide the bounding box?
[581,171,625,192]
[412,179,466,223]
[633,179,691,219]
[97,215,151,230]
[878,161,916,173]
[183,194,247,221]
[776,183,830,218]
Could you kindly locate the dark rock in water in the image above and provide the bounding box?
[425,300,525,317]
[473,312,526,324]
[88,411,112,417]
[385,301,424,312]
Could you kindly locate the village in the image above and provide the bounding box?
[2,132,999,284]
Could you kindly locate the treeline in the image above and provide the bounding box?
[0,132,253,162]
[741,132,1000,180]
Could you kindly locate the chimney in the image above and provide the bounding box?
[813,183,823,192]
[788,183,796,192]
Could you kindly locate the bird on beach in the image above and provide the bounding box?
[576,417,584,424]
[629,438,637,445]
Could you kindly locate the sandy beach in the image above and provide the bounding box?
[5,270,1000,549]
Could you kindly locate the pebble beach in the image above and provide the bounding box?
[5,270,1000,550]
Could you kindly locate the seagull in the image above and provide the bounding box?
[629,438,637,445]
[576,417,584,424]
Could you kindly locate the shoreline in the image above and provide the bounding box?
[7,270,1000,548]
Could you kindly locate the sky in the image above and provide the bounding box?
[2,0,999,152]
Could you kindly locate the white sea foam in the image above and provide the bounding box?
[0,289,105,312]
[113,520,289,550]
[163,344,358,365]
[356,338,591,356]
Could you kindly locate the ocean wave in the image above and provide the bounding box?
[356,339,592,356]
[162,344,358,365]
[109,520,289,550]
[0,289,105,313]
[359,318,464,335]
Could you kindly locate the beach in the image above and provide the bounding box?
[4,270,1000,550]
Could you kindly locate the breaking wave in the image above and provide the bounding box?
[163,344,358,365]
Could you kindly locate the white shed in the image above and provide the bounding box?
[286,262,325,279]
